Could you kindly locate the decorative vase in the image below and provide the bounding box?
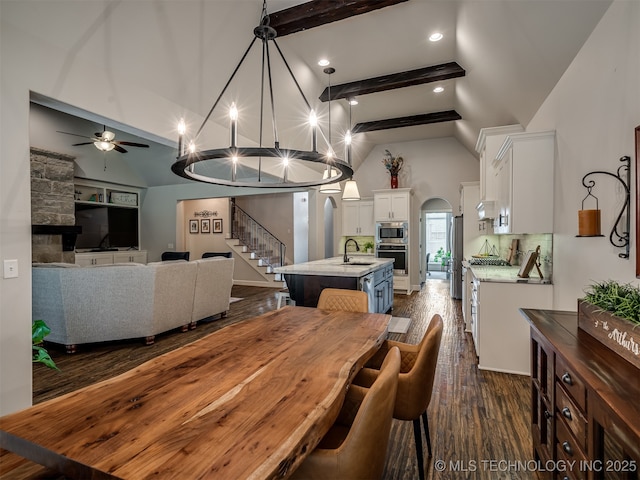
[390,174,398,189]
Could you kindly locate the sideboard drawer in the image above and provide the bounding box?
[555,383,587,452]
[555,355,586,411]
[556,415,587,464]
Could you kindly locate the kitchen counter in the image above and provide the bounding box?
[465,264,552,284]
[275,257,395,313]
[274,256,393,278]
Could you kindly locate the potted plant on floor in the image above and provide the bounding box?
[578,280,640,368]
[33,319,59,371]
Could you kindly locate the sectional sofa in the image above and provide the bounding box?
[32,257,234,353]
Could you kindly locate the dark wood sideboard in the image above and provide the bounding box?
[520,309,639,480]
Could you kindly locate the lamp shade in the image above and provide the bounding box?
[319,169,341,194]
[342,179,361,201]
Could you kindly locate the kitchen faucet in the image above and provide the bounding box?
[344,238,360,263]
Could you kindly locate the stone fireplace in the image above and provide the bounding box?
[30,147,78,263]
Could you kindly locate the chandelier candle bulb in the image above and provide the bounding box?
[310,111,318,152]
[230,104,238,148]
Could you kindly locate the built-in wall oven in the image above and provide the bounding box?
[376,222,408,244]
[376,244,408,275]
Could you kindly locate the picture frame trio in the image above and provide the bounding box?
[189,218,223,234]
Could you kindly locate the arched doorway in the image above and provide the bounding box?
[419,197,453,285]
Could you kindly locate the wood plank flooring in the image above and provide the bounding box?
[1,280,535,480]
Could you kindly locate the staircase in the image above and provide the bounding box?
[228,200,286,288]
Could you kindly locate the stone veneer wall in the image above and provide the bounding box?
[30,147,76,263]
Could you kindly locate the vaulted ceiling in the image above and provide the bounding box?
[28,0,612,187]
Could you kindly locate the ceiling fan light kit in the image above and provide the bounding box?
[58,126,150,154]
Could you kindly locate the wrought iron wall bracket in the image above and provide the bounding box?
[581,156,631,259]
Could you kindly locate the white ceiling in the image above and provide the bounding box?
[28,0,612,188]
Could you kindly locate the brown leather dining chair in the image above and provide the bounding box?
[316,288,369,313]
[354,314,444,480]
[290,346,401,480]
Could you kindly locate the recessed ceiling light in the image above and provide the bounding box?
[429,32,443,42]
[318,59,330,66]
[433,86,444,93]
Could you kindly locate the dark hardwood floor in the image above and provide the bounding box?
[1,280,534,479]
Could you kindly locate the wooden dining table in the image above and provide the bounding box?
[0,306,390,479]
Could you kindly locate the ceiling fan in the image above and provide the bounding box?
[57,126,150,153]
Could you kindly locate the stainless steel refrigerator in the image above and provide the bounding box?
[449,215,463,299]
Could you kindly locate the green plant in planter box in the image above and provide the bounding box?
[33,319,59,371]
[583,280,640,325]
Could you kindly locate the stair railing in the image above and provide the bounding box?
[230,200,286,270]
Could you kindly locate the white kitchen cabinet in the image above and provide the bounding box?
[113,251,148,264]
[342,200,374,236]
[459,182,490,260]
[75,252,117,266]
[470,269,553,375]
[76,250,148,265]
[492,131,555,234]
[474,125,523,220]
[373,189,411,222]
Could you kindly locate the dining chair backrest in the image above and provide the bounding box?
[316,288,369,313]
[161,251,190,262]
[394,313,443,421]
[290,346,400,480]
[202,252,232,258]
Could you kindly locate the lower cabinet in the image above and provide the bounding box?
[373,264,394,313]
[76,250,147,266]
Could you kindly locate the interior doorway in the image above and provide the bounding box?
[419,197,452,284]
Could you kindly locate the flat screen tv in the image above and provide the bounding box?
[75,204,139,250]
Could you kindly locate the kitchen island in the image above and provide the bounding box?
[274,257,394,313]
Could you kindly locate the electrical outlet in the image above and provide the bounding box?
[3,259,18,279]
[168,243,174,249]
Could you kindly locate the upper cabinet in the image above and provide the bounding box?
[373,189,411,222]
[492,131,555,234]
[475,125,524,220]
[342,200,374,236]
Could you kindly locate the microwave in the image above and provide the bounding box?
[376,222,408,244]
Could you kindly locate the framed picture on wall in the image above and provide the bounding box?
[201,219,211,234]
[189,219,199,234]
[213,219,223,234]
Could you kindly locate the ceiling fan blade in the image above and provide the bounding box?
[113,144,128,153]
[116,141,149,148]
[57,131,93,140]
[71,142,94,146]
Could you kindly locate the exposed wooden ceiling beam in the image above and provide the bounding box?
[320,62,465,102]
[269,0,409,37]
[352,110,462,134]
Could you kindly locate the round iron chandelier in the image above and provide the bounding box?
[171,1,353,188]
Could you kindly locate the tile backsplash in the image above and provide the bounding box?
[498,233,553,278]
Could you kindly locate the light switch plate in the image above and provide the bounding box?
[3,259,18,279]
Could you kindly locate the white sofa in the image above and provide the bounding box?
[32,257,234,352]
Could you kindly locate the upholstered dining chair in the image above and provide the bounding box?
[290,346,401,480]
[316,288,369,313]
[354,314,444,480]
[161,251,190,261]
[202,251,232,258]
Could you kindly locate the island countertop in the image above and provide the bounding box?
[274,256,394,278]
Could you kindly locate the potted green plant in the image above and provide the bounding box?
[433,247,451,267]
[33,319,59,371]
[578,280,640,368]
[363,241,374,254]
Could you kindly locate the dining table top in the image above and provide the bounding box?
[0,306,390,480]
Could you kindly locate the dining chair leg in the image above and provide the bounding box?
[412,418,425,480]
[421,410,432,457]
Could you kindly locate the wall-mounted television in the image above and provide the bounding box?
[74,204,139,250]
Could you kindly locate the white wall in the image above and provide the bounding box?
[353,137,480,287]
[525,0,640,309]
